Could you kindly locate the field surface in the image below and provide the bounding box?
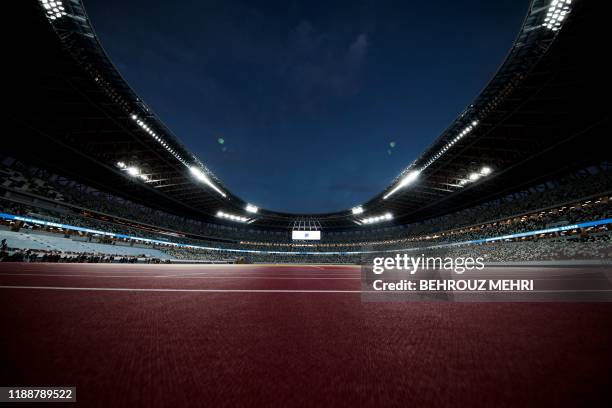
[1,263,611,407]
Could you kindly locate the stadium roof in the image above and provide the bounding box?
[7,0,608,230]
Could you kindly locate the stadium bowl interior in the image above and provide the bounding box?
[2,0,610,407]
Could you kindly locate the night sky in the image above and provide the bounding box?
[85,0,526,214]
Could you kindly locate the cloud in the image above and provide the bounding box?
[294,20,315,48]
[347,33,369,68]
[331,33,369,96]
[281,24,370,110]
[329,182,373,194]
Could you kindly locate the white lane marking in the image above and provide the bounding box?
[0,285,366,293]
[152,273,359,278]
[162,276,360,280]
[1,273,597,282]
[154,272,214,277]
[0,271,358,276]
[1,286,611,294]
[0,273,361,280]
[0,273,154,278]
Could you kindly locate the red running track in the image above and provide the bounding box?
[1,263,611,407]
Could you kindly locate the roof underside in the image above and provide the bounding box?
[6,0,609,230]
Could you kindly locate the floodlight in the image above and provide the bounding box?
[246,204,259,214]
[190,166,227,197]
[217,210,249,223]
[126,166,139,176]
[190,166,210,182]
[360,212,393,225]
[542,0,572,31]
[480,166,492,175]
[39,0,68,20]
[383,170,420,199]
[351,206,364,215]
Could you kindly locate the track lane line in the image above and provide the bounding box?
[0,273,360,280]
[0,285,366,293]
[1,286,612,294]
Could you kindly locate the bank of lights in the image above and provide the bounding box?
[543,0,572,32]
[383,170,420,200]
[116,162,150,182]
[360,213,393,225]
[217,211,249,223]
[423,120,479,170]
[189,167,226,197]
[130,114,187,166]
[39,0,67,21]
[458,166,493,186]
[351,206,364,215]
[246,204,259,214]
[384,119,479,200]
[130,114,226,197]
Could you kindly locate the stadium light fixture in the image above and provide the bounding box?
[351,206,364,215]
[130,114,189,166]
[384,118,478,199]
[39,0,68,21]
[422,120,479,170]
[116,162,153,183]
[246,204,259,214]
[217,210,249,223]
[457,166,493,187]
[128,114,229,198]
[543,0,572,32]
[360,212,393,225]
[189,166,227,198]
[383,170,420,200]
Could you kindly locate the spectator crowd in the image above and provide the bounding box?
[1,159,611,264]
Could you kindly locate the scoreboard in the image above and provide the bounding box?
[291,230,321,241]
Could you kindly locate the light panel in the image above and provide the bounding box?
[351,206,364,215]
[422,120,479,170]
[543,0,572,31]
[383,170,420,200]
[131,114,188,166]
[384,118,480,200]
[39,0,68,21]
[116,162,152,183]
[190,167,226,197]
[217,210,249,223]
[130,113,227,198]
[457,166,493,187]
[360,212,393,225]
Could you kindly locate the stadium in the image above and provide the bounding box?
[2,0,611,406]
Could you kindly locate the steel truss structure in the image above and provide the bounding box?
[7,0,608,232]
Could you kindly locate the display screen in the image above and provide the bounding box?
[291,230,321,240]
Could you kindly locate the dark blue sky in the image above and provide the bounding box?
[86,0,526,213]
